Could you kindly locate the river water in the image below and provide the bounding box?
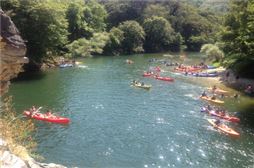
[9,53,254,168]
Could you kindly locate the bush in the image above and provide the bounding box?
[0,97,36,159]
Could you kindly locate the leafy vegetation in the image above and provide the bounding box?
[118,21,145,54]
[201,44,224,62]
[220,0,254,78]
[3,0,253,77]
[0,97,36,158]
[143,16,182,52]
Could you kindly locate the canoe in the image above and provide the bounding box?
[200,96,224,104]
[207,119,240,137]
[24,111,70,124]
[154,76,174,82]
[207,88,229,94]
[131,83,151,89]
[201,107,240,123]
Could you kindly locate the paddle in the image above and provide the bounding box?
[32,106,42,115]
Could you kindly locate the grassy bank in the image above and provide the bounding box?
[0,96,37,160]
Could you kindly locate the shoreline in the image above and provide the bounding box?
[211,68,254,96]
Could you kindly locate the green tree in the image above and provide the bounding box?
[67,32,109,58]
[221,0,254,77]
[142,4,169,20]
[118,21,145,53]
[143,16,182,52]
[103,27,124,55]
[200,44,224,62]
[66,2,87,41]
[102,1,148,28]
[66,0,107,41]
[2,0,69,63]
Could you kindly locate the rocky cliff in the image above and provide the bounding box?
[0,10,66,168]
[0,9,28,95]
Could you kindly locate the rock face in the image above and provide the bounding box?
[0,138,67,168]
[0,9,28,95]
[0,10,66,168]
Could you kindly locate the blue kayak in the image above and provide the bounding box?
[192,73,218,77]
[59,64,73,68]
[207,65,216,69]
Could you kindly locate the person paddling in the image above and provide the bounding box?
[46,110,52,117]
[201,91,207,97]
[211,94,216,100]
[31,106,42,117]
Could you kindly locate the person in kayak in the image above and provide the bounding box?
[201,91,207,97]
[221,93,225,99]
[233,93,239,99]
[211,94,216,100]
[207,105,212,111]
[215,119,221,126]
[220,110,226,116]
[141,82,144,86]
[31,106,42,117]
[212,85,217,92]
[46,110,52,117]
[30,106,36,112]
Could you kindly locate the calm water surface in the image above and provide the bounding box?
[9,53,254,168]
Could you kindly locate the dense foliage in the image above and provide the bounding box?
[2,0,69,62]
[220,0,254,78]
[5,0,249,74]
[118,21,145,54]
[143,16,181,52]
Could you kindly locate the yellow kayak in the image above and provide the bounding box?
[131,83,152,89]
[207,87,229,94]
[207,119,240,137]
[200,96,224,104]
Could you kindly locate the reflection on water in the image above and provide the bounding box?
[9,53,254,168]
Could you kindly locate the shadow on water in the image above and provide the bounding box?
[11,71,47,82]
[237,101,254,128]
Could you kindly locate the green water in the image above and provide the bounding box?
[9,53,254,168]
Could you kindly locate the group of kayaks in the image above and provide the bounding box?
[143,67,174,82]
[199,87,240,137]
[131,66,174,90]
[174,65,220,78]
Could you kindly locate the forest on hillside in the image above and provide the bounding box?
[1,0,254,78]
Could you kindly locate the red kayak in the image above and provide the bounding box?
[24,111,70,124]
[154,76,174,82]
[154,66,161,72]
[174,67,202,72]
[209,110,240,123]
[143,72,153,77]
[201,107,240,123]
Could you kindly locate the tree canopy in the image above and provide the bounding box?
[118,21,145,54]
[220,0,254,78]
[143,16,181,52]
[2,0,242,72]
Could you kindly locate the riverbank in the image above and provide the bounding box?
[0,137,66,168]
[212,68,254,96]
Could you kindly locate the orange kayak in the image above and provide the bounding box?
[200,96,224,104]
[207,119,240,137]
